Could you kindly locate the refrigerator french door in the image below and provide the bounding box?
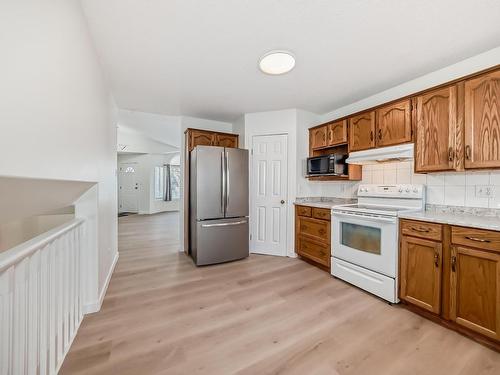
[190,146,249,265]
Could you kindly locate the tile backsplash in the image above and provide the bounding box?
[361,161,500,209]
[299,160,500,209]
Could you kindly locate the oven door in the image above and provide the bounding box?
[332,210,398,277]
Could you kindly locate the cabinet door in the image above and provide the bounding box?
[214,134,238,148]
[400,236,442,314]
[297,235,330,267]
[376,99,412,147]
[310,125,328,149]
[464,71,500,169]
[349,111,375,151]
[189,130,214,151]
[415,85,457,172]
[328,120,347,146]
[450,246,500,340]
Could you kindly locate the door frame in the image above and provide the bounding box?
[249,133,290,256]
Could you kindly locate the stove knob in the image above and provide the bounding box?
[413,188,419,193]
[405,188,411,193]
[398,187,403,193]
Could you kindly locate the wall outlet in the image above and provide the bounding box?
[475,185,495,198]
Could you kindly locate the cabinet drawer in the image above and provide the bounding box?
[451,226,500,254]
[296,205,312,217]
[312,207,331,221]
[298,217,330,242]
[297,236,330,266]
[400,220,442,241]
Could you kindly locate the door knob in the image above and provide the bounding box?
[280,200,285,204]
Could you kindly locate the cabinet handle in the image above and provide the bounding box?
[434,252,439,268]
[370,131,374,142]
[451,256,457,272]
[448,147,454,162]
[465,236,491,243]
[378,129,382,140]
[465,145,471,160]
[411,227,430,233]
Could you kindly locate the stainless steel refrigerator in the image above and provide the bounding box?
[190,145,249,266]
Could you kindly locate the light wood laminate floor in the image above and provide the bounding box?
[61,212,500,374]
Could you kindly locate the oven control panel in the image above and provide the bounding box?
[357,184,424,198]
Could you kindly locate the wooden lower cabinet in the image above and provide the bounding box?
[297,236,330,268]
[295,205,331,271]
[400,236,442,314]
[450,246,500,340]
[399,219,500,348]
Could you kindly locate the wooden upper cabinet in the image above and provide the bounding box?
[414,85,458,173]
[464,70,500,169]
[187,129,238,152]
[450,246,500,340]
[214,133,238,148]
[349,111,375,152]
[189,130,214,151]
[400,235,442,314]
[376,100,412,147]
[310,125,328,150]
[327,120,348,146]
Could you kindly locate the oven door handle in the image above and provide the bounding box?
[332,211,397,224]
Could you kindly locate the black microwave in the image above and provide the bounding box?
[307,153,347,176]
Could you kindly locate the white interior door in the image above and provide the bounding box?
[118,163,139,213]
[251,134,288,256]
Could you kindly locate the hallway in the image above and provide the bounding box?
[60,213,500,375]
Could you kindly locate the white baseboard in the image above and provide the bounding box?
[83,251,119,314]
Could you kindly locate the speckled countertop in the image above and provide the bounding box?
[398,205,500,232]
[294,197,357,209]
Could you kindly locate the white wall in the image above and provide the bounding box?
[233,115,246,147]
[0,0,117,309]
[118,153,180,215]
[321,46,500,123]
[118,127,178,154]
[117,109,182,148]
[179,117,233,250]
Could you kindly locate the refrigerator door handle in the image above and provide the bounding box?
[201,220,247,228]
[225,150,230,213]
[221,152,225,215]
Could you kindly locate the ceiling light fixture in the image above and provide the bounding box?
[259,51,296,75]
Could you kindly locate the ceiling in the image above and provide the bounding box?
[82,0,500,122]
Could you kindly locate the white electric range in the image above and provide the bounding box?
[331,184,425,303]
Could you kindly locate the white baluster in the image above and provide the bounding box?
[0,219,86,375]
[13,257,29,374]
[39,244,50,375]
[28,250,40,375]
[0,266,14,374]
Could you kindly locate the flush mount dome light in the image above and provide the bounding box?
[259,51,295,75]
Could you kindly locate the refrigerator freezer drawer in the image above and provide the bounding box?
[192,218,249,266]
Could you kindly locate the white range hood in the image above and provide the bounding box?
[346,143,414,165]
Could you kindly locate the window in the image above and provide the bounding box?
[154,166,165,200]
[154,164,181,201]
[169,165,180,200]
